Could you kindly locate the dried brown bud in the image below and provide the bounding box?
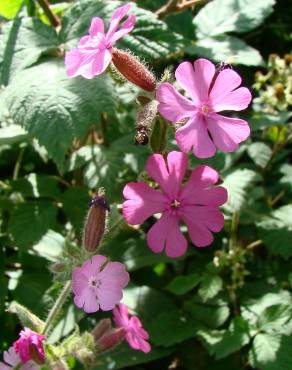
[96,328,126,353]
[284,54,292,65]
[135,100,158,145]
[274,82,284,98]
[83,195,110,252]
[112,48,156,92]
[92,319,112,342]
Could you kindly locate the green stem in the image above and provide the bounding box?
[13,146,26,180]
[43,281,71,335]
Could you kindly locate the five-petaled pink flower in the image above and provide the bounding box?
[65,3,136,79]
[0,346,40,370]
[157,59,252,158]
[113,303,151,353]
[72,255,129,313]
[123,151,227,258]
[13,328,45,365]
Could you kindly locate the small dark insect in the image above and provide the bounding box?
[135,126,149,145]
[83,195,110,252]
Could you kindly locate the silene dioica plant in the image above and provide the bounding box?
[0,0,291,370]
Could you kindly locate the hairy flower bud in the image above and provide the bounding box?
[83,195,110,252]
[135,100,158,145]
[92,319,112,342]
[96,328,126,353]
[112,48,156,92]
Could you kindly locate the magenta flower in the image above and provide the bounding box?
[13,328,45,365]
[113,303,151,353]
[72,255,129,313]
[156,59,252,158]
[65,3,136,79]
[123,151,227,258]
[0,346,40,370]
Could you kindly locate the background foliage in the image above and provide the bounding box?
[0,0,291,369]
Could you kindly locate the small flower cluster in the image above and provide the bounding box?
[64,0,252,361]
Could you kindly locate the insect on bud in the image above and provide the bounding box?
[112,48,156,92]
[135,100,158,145]
[83,195,110,252]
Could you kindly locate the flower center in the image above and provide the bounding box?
[171,199,181,208]
[200,104,210,114]
[88,276,101,289]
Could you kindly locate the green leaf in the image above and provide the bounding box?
[3,59,117,168]
[249,334,292,370]
[33,230,65,262]
[0,124,27,145]
[257,304,292,333]
[279,164,292,186]
[198,274,223,302]
[61,0,184,60]
[9,201,57,248]
[147,310,198,347]
[166,273,201,296]
[61,187,89,234]
[247,142,272,168]
[193,0,276,37]
[222,169,259,212]
[185,297,230,329]
[198,317,250,359]
[186,36,263,66]
[272,205,292,228]
[0,17,59,85]
[0,0,24,19]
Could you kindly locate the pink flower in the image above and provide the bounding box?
[72,255,129,313]
[123,151,227,258]
[0,346,40,370]
[65,3,136,79]
[13,328,45,365]
[113,303,151,353]
[156,59,252,158]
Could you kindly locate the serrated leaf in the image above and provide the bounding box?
[33,230,65,262]
[166,273,201,295]
[279,164,292,186]
[198,274,223,302]
[249,334,292,370]
[0,17,59,84]
[257,304,292,333]
[0,0,24,19]
[273,205,292,228]
[0,124,27,144]
[247,142,272,168]
[223,169,259,212]
[147,310,198,347]
[3,59,117,168]
[61,0,184,60]
[194,0,276,37]
[9,201,57,248]
[198,317,250,359]
[186,36,263,66]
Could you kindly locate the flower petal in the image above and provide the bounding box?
[106,3,132,41]
[113,304,129,327]
[89,17,104,36]
[175,59,215,104]
[126,331,151,353]
[99,262,129,289]
[80,255,107,278]
[175,114,216,158]
[146,212,188,258]
[109,14,136,44]
[75,288,99,313]
[182,205,224,247]
[207,114,250,152]
[210,68,242,96]
[166,151,188,198]
[72,268,88,295]
[157,82,195,123]
[123,182,167,224]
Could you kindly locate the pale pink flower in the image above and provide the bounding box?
[0,346,40,370]
[157,59,252,158]
[65,3,136,79]
[72,255,129,313]
[13,328,45,365]
[123,151,227,258]
[113,303,151,353]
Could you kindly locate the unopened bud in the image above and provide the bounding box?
[52,360,69,370]
[112,48,156,92]
[135,100,158,145]
[96,328,126,353]
[29,345,45,365]
[7,302,45,332]
[83,195,110,252]
[92,319,112,342]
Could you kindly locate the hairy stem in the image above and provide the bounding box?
[36,0,60,27]
[43,281,71,335]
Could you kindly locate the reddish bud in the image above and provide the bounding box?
[92,319,112,342]
[96,328,126,353]
[83,195,110,252]
[112,48,156,92]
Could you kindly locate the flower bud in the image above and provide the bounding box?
[92,319,112,342]
[96,328,126,353]
[112,48,156,92]
[83,195,110,252]
[135,100,158,145]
